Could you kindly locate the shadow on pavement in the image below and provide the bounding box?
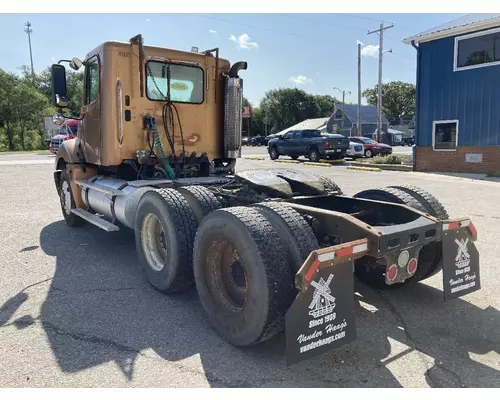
[1,220,498,387]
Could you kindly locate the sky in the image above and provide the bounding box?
[0,13,465,106]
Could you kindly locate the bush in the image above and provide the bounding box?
[366,154,408,165]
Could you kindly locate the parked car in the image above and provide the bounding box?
[345,141,364,158]
[268,129,349,161]
[248,136,268,146]
[401,137,415,146]
[241,137,249,146]
[349,136,392,158]
[49,119,79,154]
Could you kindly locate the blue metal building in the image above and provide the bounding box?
[404,14,500,173]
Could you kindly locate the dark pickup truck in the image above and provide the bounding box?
[268,129,349,162]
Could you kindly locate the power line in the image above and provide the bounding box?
[188,14,334,44]
[282,14,369,32]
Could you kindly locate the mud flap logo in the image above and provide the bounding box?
[285,261,357,365]
[442,228,480,301]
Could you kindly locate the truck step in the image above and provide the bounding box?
[75,180,125,196]
[71,208,120,232]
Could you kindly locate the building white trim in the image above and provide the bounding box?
[403,16,500,44]
[453,26,500,72]
[432,119,459,152]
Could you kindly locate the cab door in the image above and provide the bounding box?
[80,55,101,164]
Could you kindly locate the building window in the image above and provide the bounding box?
[146,61,204,104]
[454,27,500,71]
[334,109,343,120]
[433,120,458,151]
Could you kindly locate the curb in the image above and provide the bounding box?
[349,161,413,172]
[274,159,301,164]
[303,162,331,167]
[244,156,265,160]
[346,165,381,172]
[320,159,346,164]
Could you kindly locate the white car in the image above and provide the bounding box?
[346,141,364,158]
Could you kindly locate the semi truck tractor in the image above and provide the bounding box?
[49,34,480,365]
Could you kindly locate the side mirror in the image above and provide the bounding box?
[69,57,83,71]
[51,64,68,108]
[52,113,65,126]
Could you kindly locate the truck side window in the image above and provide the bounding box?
[293,131,301,139]
[283,131,294,140]
[85,57,100,105]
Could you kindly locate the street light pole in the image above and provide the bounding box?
[333,87,351,135]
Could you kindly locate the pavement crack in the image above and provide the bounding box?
[41,321,144,355]
[377,291,418,347]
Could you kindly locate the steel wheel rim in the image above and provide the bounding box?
[141,213,168,272]
[271,148,277,158]
[61,181,72,214]
[205,239,248,312]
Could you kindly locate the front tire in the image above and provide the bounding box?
[269,146,279,160]
[364,149,373,158]
[58,169,85,227]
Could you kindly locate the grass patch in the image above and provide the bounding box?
[486,171,500,178]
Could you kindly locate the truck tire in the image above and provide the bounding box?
[308,147,320,162]
[177,186,222,225]
[193,206,294,346]
[135,188,198,294]
[388,185,449,280]
[317,175,343,195]
[252,202,319,276]
[352,187,435,289]
[58,169,85,227]
[364,149,373,158]
[291,156,299,160]
[269,146,279,160]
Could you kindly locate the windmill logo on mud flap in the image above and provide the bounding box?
[309,274,336,319]
[455,238,470,269]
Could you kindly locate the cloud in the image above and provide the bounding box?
[229,33,258,50]
[316,72,320,75]
[289,75,313,85]
[357,40,379,58]
[209,29,217,34]
[145,18,150,22]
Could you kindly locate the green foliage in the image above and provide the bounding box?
[260,88,337,134]
[362,81,416,118]
[364,154,413,165]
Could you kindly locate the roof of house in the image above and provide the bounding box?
[335,104,389,124]
[273,117,329,136]
[403,13,500,44]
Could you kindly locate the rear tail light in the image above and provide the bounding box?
[324,140,329,147]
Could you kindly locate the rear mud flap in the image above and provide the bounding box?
[442,220,480,301]
[285,240,368,365]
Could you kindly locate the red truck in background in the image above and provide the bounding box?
[49,119,79,154]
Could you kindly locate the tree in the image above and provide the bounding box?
[0,70,20,150]
[313,94,338,117]
[362,81,416,118]
[13,82,51,150]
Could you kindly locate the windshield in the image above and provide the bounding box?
[146,61,204,104]
[360,138,377,144]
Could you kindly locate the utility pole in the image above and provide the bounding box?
[357,42,361,136]
[368,22,393,142]
[24,21,35,83]
[333,87,351,135]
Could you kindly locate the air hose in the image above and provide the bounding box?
[145,114,176,179]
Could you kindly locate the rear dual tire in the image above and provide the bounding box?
[352,186,449,289]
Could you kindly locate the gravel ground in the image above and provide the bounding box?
[0,151,499,388]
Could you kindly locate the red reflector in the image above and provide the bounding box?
[407,258,417,275]
[444,221,460,230]
[387,265,398,281]
[336,247,354,257]
[305,258,320,282]
[468,222,478,239]
[324,140,329,147]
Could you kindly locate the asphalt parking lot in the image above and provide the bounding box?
[1,150,499,388]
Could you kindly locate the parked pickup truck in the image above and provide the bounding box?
[268,129,349,162]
